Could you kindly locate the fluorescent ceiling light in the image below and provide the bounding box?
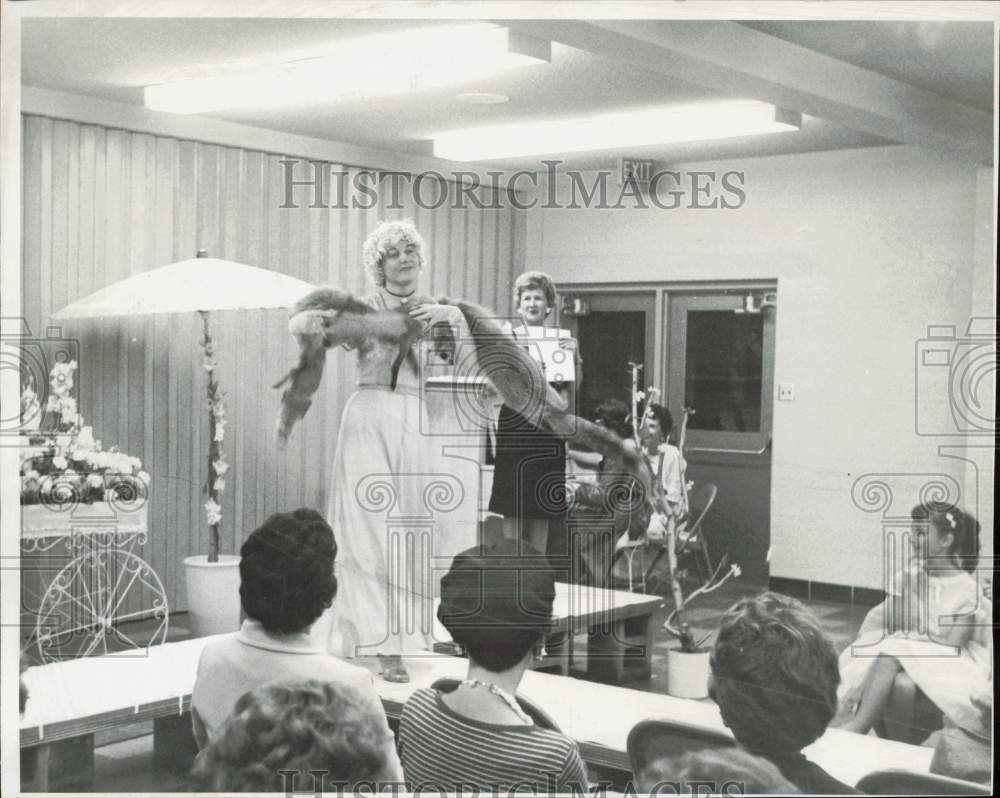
[432,101,801,161]
[145,24,548,114]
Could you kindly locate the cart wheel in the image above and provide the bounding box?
[36,549,168,662]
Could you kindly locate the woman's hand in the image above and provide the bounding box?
[409,303,461,329]
[558,338,578,352]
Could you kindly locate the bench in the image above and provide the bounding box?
[20,636,934,791]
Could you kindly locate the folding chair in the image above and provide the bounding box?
[855,769,991,796]
[430,677,562,731]
[626,717,737,781]
[676,482,718,582]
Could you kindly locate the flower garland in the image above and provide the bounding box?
[200,311,228,561]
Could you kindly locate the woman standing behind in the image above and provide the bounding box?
[488,272,579,555]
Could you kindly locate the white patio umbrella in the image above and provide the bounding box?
[53,251,316,561]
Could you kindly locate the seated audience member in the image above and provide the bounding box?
[190,680,401,792]
[399,540,588,793]
[835,504,992,749]
[709,592,859,795]
[639,748,799,795]
[190,507,401,784]
[568,398,637,471]
[639,402,686,521]
[567,400,649,585]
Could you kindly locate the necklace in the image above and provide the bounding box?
[460,679,534,725]
[382,285,416,305]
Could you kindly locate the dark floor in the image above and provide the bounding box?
[27,578,878,792]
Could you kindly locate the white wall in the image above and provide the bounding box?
[527,146,990,588]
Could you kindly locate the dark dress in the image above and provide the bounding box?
[488,403,567,521]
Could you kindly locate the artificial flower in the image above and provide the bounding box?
[213,478,226,492]
[52,455,68,470]
[204,499,222,527]
[212,459,229,476]
[86,473,104,489]
[76,426,96,450]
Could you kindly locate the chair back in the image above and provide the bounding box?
[856,769,991,796]
[684,482,718,535]
[430,677,561,731]
[626,718,736,779]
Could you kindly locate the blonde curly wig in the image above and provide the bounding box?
[362,219,427,287]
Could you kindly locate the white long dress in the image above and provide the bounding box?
[314,296,478,659]
[838,567,993,739]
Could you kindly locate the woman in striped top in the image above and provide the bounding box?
[398,540,588,792]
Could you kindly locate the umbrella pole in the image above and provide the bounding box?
[201,310,221,563]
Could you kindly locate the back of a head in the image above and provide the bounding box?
[190,680,395,792]
[640,748,800,795]
[709,592,840,755]
[239,508,338,634]
[596,398,633,440]
[438,540,556,673]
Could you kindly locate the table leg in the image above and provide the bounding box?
[587,619,626,684]
[587,613,655,684]
[23,744,49,792]
[154,713,199,774]
[27,735,94,791]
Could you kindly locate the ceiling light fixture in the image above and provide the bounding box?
[144,24,549,114]
[432,101,802,161]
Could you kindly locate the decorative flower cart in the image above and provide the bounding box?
[20,415,168,662]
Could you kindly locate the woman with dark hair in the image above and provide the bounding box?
[640,402,686,517]
[709,592,858,794]
[835,503,992,743]
[190,680,401,792]
[398,540,588,792]
[190,507,402,783]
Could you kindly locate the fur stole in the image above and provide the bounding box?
[273,287,424,445]
[448,298,653,504]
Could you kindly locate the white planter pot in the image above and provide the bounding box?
[666,647,711,699]
[183,554,241,638]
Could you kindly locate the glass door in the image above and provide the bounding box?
[666,290,776,584]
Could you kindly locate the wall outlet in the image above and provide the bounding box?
[778,383,795,401]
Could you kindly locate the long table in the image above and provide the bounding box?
[20,637,933,791]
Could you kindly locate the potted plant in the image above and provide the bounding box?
[629,364,741,699]
[182,310,241,638]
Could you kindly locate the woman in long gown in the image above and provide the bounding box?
[277,219,473,683]
[834,503,992,741]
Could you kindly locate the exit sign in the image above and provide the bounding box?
[620,158,655,186]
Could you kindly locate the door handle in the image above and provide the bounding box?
[685,435,771,456]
